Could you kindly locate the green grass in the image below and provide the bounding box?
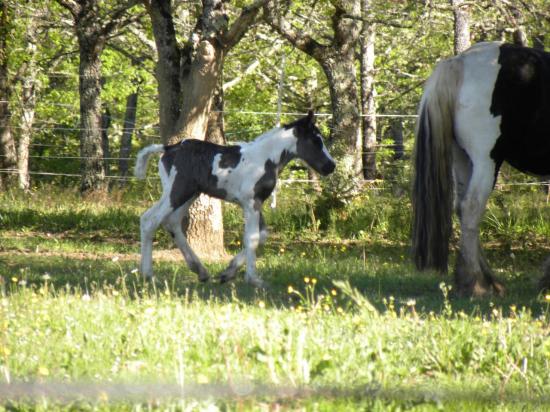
[0,185,550,411]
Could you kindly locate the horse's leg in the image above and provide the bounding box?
[162,197,210,282]
[241,204,265,287]
[220,212,267,283]
[455,158,504,297]
[140,195,174,279]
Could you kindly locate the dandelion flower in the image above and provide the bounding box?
[311,278,317,285]
[38,366,49,377]
[304,277,310,284]
[11,277,17,283]
[331,289,337,296]
[287,286,294,294]
[258,300,265,309]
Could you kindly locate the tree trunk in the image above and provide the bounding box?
[119,91,138,182]
[16,8,39,191]
[321,55,362,173]
[147,0,181,140]
[78,39,107,194]
[0,0,16,190]
[17,68,37,191]
[390,119,404,160]
[451,0,470,55]
[101,108,111,178]
[360,0,377,180]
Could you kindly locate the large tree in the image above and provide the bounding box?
[56,0,141,194]
[0,0,17,190]
[360,0,377,180]
[264,1,362,172]
[264,0,364,207]
[143,0,268,259]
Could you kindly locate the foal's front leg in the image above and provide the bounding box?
[220,212,267,284]
[163,199,210,282]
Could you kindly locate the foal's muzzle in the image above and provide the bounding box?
[320,160,336,176]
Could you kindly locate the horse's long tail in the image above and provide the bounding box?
[412,57,462,273]
[134,144,165,179]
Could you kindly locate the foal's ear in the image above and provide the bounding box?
[307,110,315,125]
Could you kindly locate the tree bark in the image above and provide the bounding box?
[77,33,107,194]
[451,0,470,55]
[0,0,17,190]
[360,0,376,180]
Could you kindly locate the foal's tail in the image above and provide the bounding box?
[134,144,165,179]
[412,57,463,273]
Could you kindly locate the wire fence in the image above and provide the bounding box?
[1,110,549,192]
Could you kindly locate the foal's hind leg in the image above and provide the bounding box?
[220,212,267,284]
[454,155,504,297]
[162,197,210,282]
[140,196,174,279]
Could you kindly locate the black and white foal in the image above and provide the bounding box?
[135,111,335,287]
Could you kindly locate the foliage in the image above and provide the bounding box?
[2,0,548,187]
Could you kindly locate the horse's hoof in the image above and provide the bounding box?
[491,280,506,297]
[248,277,268,289]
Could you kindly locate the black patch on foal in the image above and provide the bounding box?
[490,44,550,176]
[254,160,278,204]
[219,146,242,169]
[162,140,242,208]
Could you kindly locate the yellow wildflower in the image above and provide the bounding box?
[38,366,49,377]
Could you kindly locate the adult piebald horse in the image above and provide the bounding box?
[412,42,550,297]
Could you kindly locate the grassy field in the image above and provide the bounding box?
[0,182,549,411]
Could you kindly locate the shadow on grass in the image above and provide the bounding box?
[0,207,141,241]
[1,239,548,317]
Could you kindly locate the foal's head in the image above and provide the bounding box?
[285,111,336,176]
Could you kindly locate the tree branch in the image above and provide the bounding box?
[263,1,325,58]
[54,0,78,18]
[99,0,143,38]
[222,0,269,51]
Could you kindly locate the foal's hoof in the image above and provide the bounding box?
[219,267,239,284]
[247,277,268,289]
[457,279,506,298]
